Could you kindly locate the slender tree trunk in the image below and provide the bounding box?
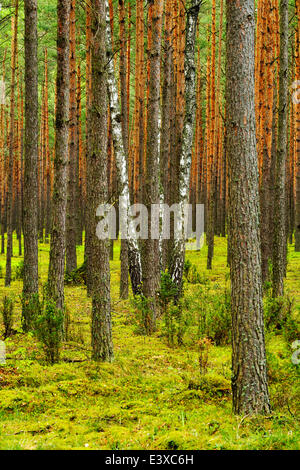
[5,0,18,286]
[22,0,39,329]
[66,0,78,274]
[89,0,113,362]
[119,0,129,300]
[226,0,270,415]
[105,0,142,295]
[47,0,70,312]
[272,0,288,297]
[141,0,164,334]
[169,0,200,292]
[295,1,300,251]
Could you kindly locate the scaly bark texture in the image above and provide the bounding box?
[48,0,70,312]
[272,0,288,297]
[226,0,271,415]
[22,0,39,328]
[5,0,18,286]
[295,0,300,251]
[90,0,113,362]
[66,0,78,274]
[141,0,164,334]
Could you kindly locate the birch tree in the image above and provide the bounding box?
[169,0,201,292]
[105,0,142,295]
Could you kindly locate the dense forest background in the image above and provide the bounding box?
[0,0,299,451]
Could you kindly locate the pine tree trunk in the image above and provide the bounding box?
[66,0,77,274]
[5,0,19,286]
[141,0,163,334]
[272,0,288,297]
[90,0,113,362]
[47,0,70,312]
[22,0,39,328]
[226,0,270,415]
[295,1,300,252]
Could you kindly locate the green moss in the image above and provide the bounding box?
[0,234,299,449]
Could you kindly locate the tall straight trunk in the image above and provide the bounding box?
[5,0,18,286]
[22,0,39,328]
[141,0,164,334]
[160,0,173,271]
[259,0,276,283]
[0,51,6,255]
[207,0,216,270]
[105,0,142,295]
[272,0,288,297]
[119,0,129,300]
[89,0,113,362]
[44,49,51,243]
[295,1,300,251]
[84,0,92,291]
[66,0,77,274]
[77,62,83,245]
[169,0,200,292]
[226,0,270,415]
[47,0,70,312]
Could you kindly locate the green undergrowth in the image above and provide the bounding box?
[0,235,299,450]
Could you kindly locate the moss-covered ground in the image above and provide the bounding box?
[0,236,299,450]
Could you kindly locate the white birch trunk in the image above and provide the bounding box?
[105,0,142,294]
[169,0,201,290]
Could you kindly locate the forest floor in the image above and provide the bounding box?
[0,237,299,450]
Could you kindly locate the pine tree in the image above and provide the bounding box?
[226,0,270,414]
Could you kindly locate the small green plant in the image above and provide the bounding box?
[0,264,3,279]
[65,260,87,285]
[131,294,153,335]
[21,293,41,333]
[158,271,179,317]
[190,285,231,346]
[198,337,213,376]
[33,299,64,364]
[183,259,192,278]
[184,262,210,285]
[264,293,300,345]
[14,260,24,280]
[1,296,14,339]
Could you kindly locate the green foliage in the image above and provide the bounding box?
[0,236,299,449]
[64,260,87,286]
[21,293,41,333]
[14,260,24,281]
[131,294,153,335]
[184,260,210,285]
[158,271,179,313]
[162,301,192,347]
[188,284,231,346]
[1,296,14,339]
[264,294,300,343]
[33,299,64,364]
